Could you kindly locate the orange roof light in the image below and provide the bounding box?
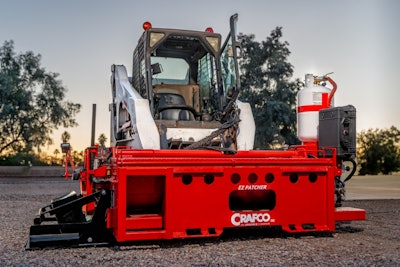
[143,21,152,30]
[205,27,214,33]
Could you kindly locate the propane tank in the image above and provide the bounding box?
[297,74,334,143]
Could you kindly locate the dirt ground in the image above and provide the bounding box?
[346,174,400,200]
[0,177,399,266]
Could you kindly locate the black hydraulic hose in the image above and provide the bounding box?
[106,152,113,163]
[343,158,357,183]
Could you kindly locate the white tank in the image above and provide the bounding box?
[297,74,332,143]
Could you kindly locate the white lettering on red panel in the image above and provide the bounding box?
[231,212,272,226]
[237,185,267,190]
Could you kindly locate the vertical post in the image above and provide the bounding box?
[61,143,72,180]
[64,150,69,180]
[91,103,96,146]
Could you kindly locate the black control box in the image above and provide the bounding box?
[318,105,356,159]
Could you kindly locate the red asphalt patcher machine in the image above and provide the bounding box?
[26,14,365,249]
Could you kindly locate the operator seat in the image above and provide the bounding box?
[156,93,195,121]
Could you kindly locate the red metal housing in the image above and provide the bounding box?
[80,145,365,242]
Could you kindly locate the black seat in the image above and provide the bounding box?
[156,93,196,121]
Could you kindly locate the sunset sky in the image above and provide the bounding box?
[1,0,399,152]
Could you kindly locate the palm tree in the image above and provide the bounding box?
[61,131,71,143]
[98,133,108,148]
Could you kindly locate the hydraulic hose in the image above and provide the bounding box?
[343,158,357,182]
[326,77,337,107]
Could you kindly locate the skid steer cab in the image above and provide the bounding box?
[26,14,365,249]
[110,13,255,152]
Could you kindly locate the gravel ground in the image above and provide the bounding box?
[0,178,399,266]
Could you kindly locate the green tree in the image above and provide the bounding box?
[0,40,81,154]
[357,126,400,175]
[72,150,84,167]
[61,131,71,143]
[238,28,302,149]
[52,148,62,165]
[97,133,108,148]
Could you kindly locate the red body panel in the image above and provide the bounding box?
[81,146,365,242]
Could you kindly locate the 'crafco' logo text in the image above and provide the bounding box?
[231,212,271,226]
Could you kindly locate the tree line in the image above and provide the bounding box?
[1,33,399,174]
[357,126,400,175]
